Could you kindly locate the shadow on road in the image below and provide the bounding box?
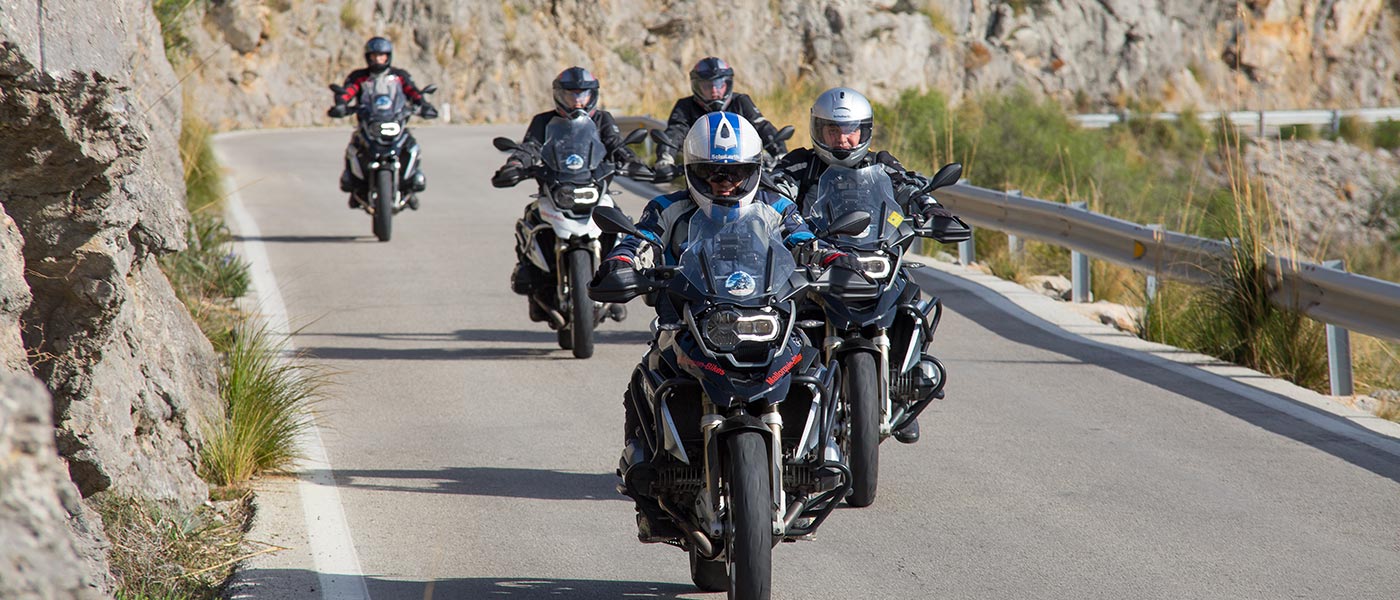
[234,234,364,244]
[308,466,626,502]
[915,269,1400,485]
[306,328,655,345]
[230,570,701,600]
[299,345,568,361]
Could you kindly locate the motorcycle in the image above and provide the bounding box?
[589,203,871,600]
[802,162,970,507]
[491,116,649,359]
[328,81,437,242]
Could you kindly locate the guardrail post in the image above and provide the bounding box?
[1329,110,1341,136]
[1257,111,1265,137]
[1323,259,1355,396]
[958,235,975,266]
[1006,190,1023,261]
[1145,224,1162,301]
[442,103,451,124]
[1070,202,1091,302]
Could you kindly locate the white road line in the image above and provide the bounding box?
[219,147,372,600]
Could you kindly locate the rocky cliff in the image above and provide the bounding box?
[178,0,1400,130]
[1,0,223,594]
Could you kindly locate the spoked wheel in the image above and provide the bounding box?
[843,351,881,507]
[565,249,594,359]
[725,431,772,600]
[372,169,394,242]
[689,545,727,592]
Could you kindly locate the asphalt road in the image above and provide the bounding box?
[218,125,1400,599]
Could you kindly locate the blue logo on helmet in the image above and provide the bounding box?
[707,113,742,162]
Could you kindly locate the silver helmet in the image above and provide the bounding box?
[810,87,874,168]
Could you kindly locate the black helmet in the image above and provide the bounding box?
[689,57,735,112]
[364,37,392,74]
[552,66,600,118]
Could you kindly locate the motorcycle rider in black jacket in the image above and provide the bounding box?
[651,57,788,180]
[329,36,438,209]
[772,87,963,444]
[491,67,642,311]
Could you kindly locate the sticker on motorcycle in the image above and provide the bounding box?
[565,154,585,170]
[373,95,393,110]
[724,271,756,297]
[887,210,904,228]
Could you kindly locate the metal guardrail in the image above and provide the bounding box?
[934,184,1400,343]
[1073,107,1400,134]
[617,113,1400,347]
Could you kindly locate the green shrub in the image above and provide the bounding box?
[1278,123,1316,141]
[97,494,249,600]
[1330,115,1370,146]
[200,322,325,487]
[1371,119,1400,150]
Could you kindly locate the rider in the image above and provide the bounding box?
[652,57,788,180]
[491,66,642,309]
[329,36,438,209]
[589,112,868,495]
[773,86,962,444]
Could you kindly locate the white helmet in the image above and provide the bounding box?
[683,112,764,220]
[810,87,874,168]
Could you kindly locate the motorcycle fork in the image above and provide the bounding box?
[552,239,600,317]
[826,324,893,436]
[699,401,785,539]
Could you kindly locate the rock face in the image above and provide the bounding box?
[1244,139,1399,251]
[178,0,1400,130]
[0,0,221,512]
[0,374,111,599]
[0,208,32,375]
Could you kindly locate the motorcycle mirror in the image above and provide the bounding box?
[592,205,643,238]
[421,84,438,95]
[650,129,676,149]
[622,128,648,146]
[774,125,795,143]
[492,137,520,152]
[827,211,873,237]
[924,162,963,193]
[328,83,346,95]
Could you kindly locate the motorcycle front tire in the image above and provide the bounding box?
[844,351,881,507]
[372,169,394,242]
[566,249,594,359]
[725,431,772,600]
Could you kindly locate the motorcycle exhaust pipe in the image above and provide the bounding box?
[529,296,568,329]
[658,497,714,557]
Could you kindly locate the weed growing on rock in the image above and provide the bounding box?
[98,493,252,600]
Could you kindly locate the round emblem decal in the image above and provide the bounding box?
[565,154,585,170]
[724,271,756,297]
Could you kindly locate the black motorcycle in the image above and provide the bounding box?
[328,81,436,242]
[803,162,970,507]
[590,204,870,600]
[492,117,649,358]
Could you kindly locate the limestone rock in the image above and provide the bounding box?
[1243,138,1399,252]
[0,207,31,375]
[0,0,221,512]
[1025,274,1073,300]
[0,373,110,599]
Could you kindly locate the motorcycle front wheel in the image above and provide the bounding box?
[372,169,393,242]
[843,351,881,507]
[565,249,594,359]
[725,431,772,600]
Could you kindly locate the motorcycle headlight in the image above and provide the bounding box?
[551,184,598,210]
[858,255,892,280]
[702,308,781,351]
[378,122,402,137]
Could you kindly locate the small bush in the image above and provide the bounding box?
[97,494,250,600]
[153,0,204,62]
[1371,119,1400,150]
[339,1,362,30]
[200,322,325,487]
[1331,115,1370,146]
[1278,123,1317,141]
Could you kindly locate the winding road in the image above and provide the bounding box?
[218,125,1400,600]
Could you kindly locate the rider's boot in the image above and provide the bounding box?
[339,169,355,192]
[511,261,545,295]
[607,303,628,322]
[892,419,920,444]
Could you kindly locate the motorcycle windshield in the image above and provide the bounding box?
[542,116,606,184]
[807,164,906,250]
[356,77,409,123]
[679,204,797,307]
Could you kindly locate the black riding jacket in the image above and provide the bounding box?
[509,109,638,166]
[772,148,946,216]
[656,94,786,161]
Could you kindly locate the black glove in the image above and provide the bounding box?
[492,161,526,188]
[825,253,876,284]
[327,103,349,118]
[590,257,636,287]
[418,102,439,119]
[653,163,681,183]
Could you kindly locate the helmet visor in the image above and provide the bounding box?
[694,78,730,100]
[687,162,759,204]
[556,88,593,110]
[813,117,872,152]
